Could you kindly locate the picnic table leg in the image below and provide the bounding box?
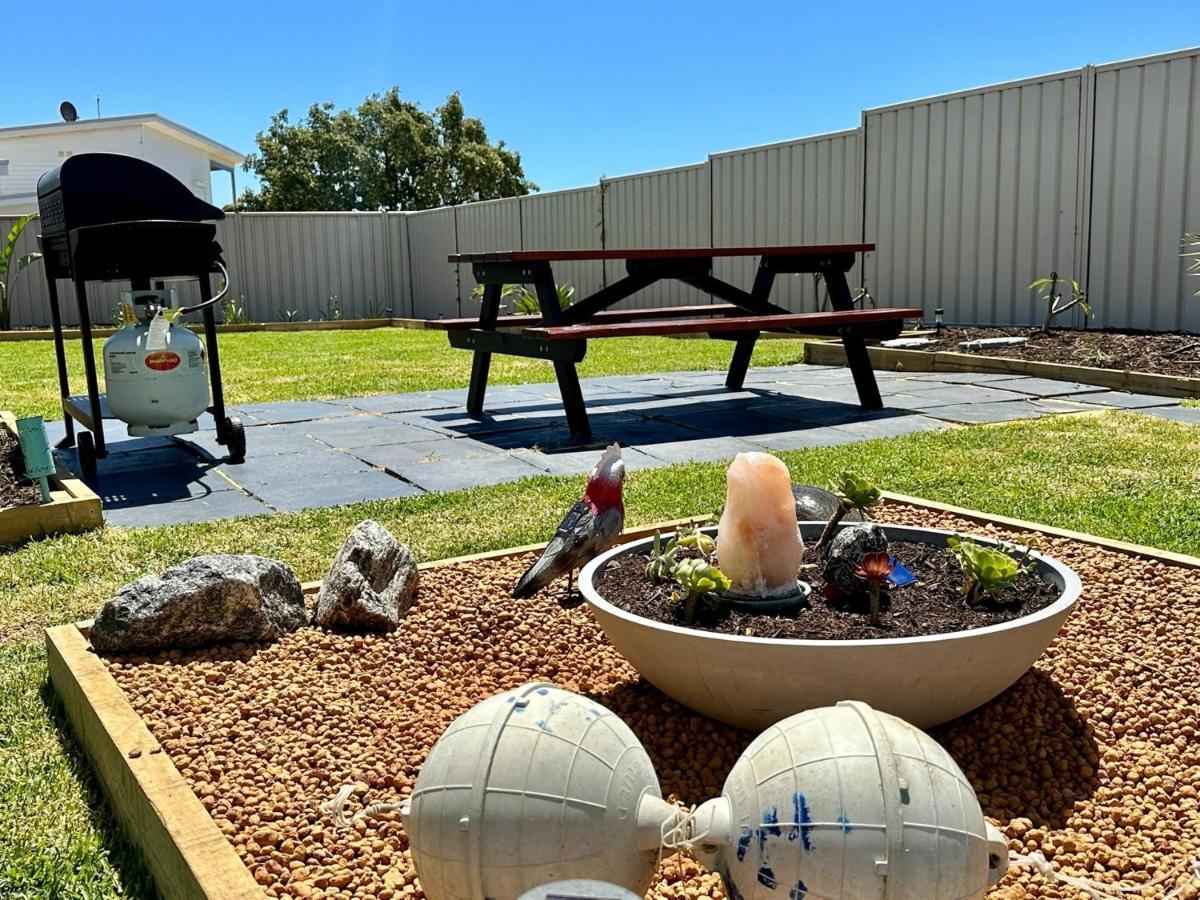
[824,269,883,409]
[533,266,592,442]
[725,265,775,389]
[466,283,501,414]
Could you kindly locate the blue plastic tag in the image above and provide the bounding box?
[887,557,917,588]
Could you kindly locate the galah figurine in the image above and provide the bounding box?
[512,443,626,601]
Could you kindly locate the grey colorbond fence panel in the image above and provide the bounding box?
[519,188,606,301]
[1088,48,1200,332]
[711,130,863,312]
[454,197,523,308]
[600,163,712,308]
[405,207,460,319]
[229,212,397,321]
[863,70,1084,327]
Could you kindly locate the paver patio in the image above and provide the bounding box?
[47,364,1189,527]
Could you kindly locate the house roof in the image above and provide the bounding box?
[0,113,243,171]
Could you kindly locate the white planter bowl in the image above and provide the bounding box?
[579,523,1081,730]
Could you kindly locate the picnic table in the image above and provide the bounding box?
[431,243,920,441]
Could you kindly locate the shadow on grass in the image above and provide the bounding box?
[39,677,158,900]
[591,665,1097,830]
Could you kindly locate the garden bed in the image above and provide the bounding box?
[805,333,1200,398]
[0,411,102,546]
[49,499,1200,899]
[919,327,1200,377]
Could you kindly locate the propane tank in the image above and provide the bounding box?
[103,290,210,436]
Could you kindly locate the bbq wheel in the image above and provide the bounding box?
[76,431,97,481]
[223,417,246,463]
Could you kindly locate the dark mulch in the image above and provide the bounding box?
[914,326,1200,377]
[595,538,1061,640]
[0,430,42,509]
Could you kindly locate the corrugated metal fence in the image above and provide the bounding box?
[5,46,1199,330]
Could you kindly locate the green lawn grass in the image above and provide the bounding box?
[2,410,1200,897]
[0,328,808,420]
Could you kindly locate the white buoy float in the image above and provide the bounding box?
[687,701,1009,899]
[401,683,681,900]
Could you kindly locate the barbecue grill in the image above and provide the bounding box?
[37,152,245,479]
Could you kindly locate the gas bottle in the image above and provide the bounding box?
[102,290,210,436]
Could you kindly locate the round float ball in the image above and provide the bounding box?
[402,684,680,900]
[688,701,1009,900]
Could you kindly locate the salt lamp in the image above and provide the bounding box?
[716,452,804,597]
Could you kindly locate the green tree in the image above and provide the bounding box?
[235,90,535,211]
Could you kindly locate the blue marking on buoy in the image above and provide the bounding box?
[836,812,852,833]
[756,866,777,889]
[736,827,752,862]
[536,687,549,695]
[791,793,813,850]
[762,807,781,835]
[788,880,808,900]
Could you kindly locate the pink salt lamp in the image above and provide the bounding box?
[716,452,805,597]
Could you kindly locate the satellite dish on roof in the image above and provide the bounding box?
[60,101,78,122]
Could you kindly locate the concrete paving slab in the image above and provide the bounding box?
[1138,406,1200,425]
[1070,390,1180,409]
[302,416,441,448]
[923,398,1092,424]
[830,414,953,440]
[102,490,269,527]
[342,393,460,414]
[897,385,1037,409]
[231,401,357,424]
[216,449,374,489]
[255,470,424,512]
[984,377,1110,398]
[745,426,862,452]
[637,435,766,465]
[521,445,667,476]
[357,439,548,493]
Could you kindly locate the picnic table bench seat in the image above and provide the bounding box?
[437,242,909,441]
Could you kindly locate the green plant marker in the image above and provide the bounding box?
[16,415,55,504]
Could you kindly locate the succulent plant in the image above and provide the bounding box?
[815,471,882,554]
[947,536,1025,606]
[854,550,895,627]
[670,557,732,624]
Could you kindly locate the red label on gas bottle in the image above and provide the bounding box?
[144,351,181,371]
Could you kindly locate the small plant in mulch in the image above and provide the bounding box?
[854,551,895,627]
[645,522,730,624]
[946,535,1033,606]
[814,471,882,555]
[1029,270,1093,333]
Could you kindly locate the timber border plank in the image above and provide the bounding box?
[46,502,1199,899]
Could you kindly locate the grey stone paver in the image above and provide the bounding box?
[984,377,1110,398]
[50,364,1190,526]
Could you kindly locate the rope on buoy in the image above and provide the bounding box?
[321,783,408,829]
[1009,850,1200,899]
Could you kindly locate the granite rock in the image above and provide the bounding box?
[90,555,305,653]
[313,519,418,632]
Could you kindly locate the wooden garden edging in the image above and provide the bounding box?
[804,340,1200,399]
[45,503,1200,899]
[0,411,102,546]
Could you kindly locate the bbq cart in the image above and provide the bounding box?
[36,153,245,480]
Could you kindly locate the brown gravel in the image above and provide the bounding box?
[1,430,41,509]
[103,502,1200,899]
[596,539,1062,640]
[915,326,1200,377]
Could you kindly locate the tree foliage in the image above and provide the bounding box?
[235,90,536,211]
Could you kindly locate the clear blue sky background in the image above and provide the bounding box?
[8,0,1196,206]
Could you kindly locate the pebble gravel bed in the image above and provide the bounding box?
[104,503,1200,899]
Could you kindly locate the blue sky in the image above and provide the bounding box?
[8,1,1196,206]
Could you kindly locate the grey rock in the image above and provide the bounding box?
[792,484,863,523]
[91,555,305,653]
[823,523,890,596]
[314,520,418,632]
